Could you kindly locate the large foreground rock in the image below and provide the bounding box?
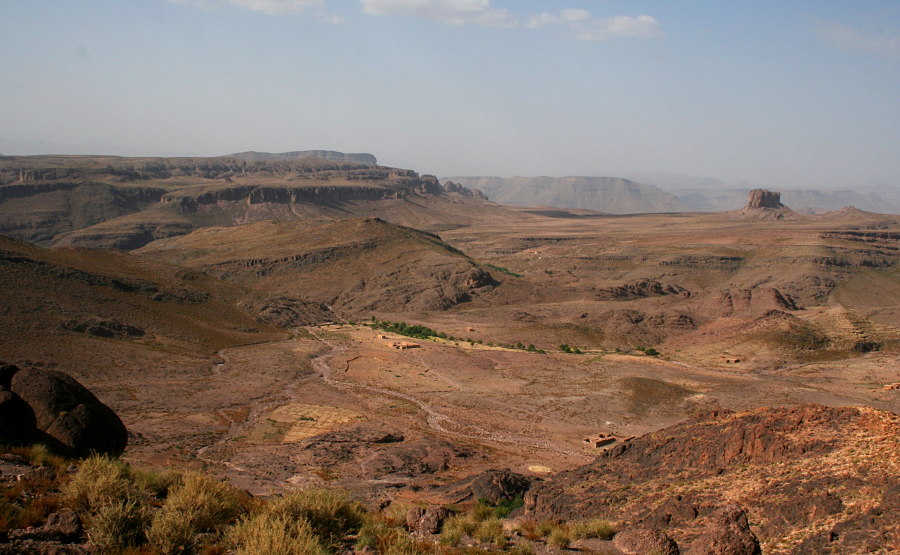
[614,527,680,555]
[0,363,127,457]
[687,504,761,555]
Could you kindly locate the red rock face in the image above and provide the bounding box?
[746,189,783,209]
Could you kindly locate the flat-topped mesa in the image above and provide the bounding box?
[747,188,784,209]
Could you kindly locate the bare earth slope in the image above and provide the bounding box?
[0,234,296,375]
[137,218,496,314]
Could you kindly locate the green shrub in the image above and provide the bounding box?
[131,467,183,499]
[491,493,524,518]
[570,518,616,540]
[62,455,134,514]
[535,520,555,537]
[644,347,659,356]
[228,512,328,555]
[441,513,476,538]
[438,526,461,546]
[470,502,494,523]
[265,488,365,547]
[148,472,243,554]
[509,540,536,555]
[474,517,503,542]
[84,494,152,551]
[379,527,433,555]
[21,444,68,471]
[548,526,571,548]
[383,501,409,528]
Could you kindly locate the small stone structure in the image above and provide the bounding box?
[583,432,633,449]
[385,341,420,350]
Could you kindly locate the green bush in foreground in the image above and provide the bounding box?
[264,488,366,548]
[62,455,153,551]
[228,512,329,555]
[148,472,244,554]
[570,518,617,540]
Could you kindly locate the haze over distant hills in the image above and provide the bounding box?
[229,150,377,166]
[445,175,694,214]
[447,172,900,215]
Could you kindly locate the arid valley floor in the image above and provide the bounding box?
[2,154,900,553]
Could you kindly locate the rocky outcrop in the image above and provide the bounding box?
[595,280,690,301]
[425,469,532,505]
[8,510,83,543]
[746,189,783,209]
[686,504,761,555]
[0,363,127,457]
[246,295,334,327]
[406,506,451,534]
[614,528,680,555]
[525,405,899,553]
[442,181,488,200]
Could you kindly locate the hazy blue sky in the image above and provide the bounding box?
[1,1,898,189]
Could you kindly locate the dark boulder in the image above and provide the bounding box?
[0,390,37,444]
[686,504,761,555]
[406,505,451,534]
[9,510,83,543]
[447,469,532,505]
[0,363,127,458]
[614,527,680,555]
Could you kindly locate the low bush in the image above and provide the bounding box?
[63,455,134,514]
[509,540,536,555]
[548,526,571,548]
[535,519,555,537]
[264,488,365,548]
[474,517,502,542]
[85,495,152,551]
[570,518,616,540]
[228,512,328,555]
[148,472,244,554]
[383,501,409,528]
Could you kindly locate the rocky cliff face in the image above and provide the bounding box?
[746,188,783,209]
[442,180,488,200]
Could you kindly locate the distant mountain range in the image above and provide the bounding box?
[444,176,693,214]
[445,174,900,215]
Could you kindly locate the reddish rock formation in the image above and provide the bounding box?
[746,189,783,209]
[614,528,680,555]
[686,504,761,555]
[406,506,451,534]
[524,405,900,553]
